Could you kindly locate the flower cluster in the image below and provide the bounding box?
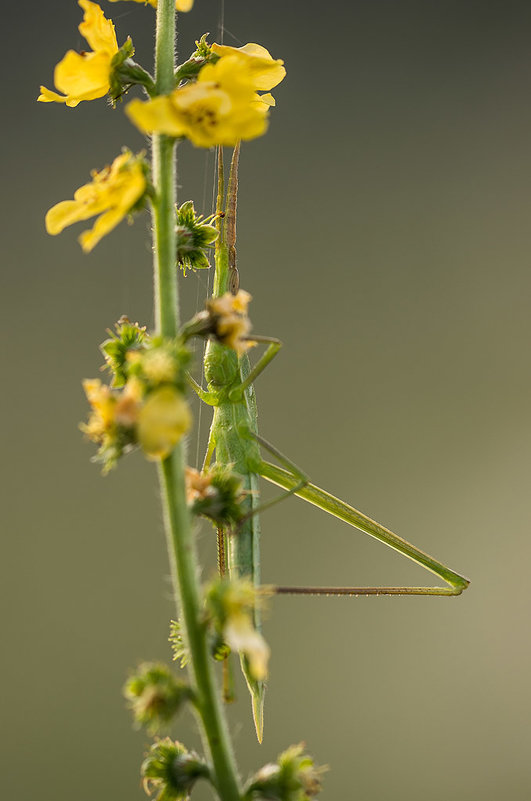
[40,5,285,249]
[186,465,248,527]
[182,289,255,355]
[81,319,191,471]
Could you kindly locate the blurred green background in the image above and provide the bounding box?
[3,0,531,798]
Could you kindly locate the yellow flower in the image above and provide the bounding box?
[38,1,118,107]
[109,0,194,9]
[45,150,147,252]
[206,578,271,681]
[224,613,270,681]
[137,386,192,460]
[207,289,254,355]
[81,379,117,441]
[126,55,269,147]
[211,42,286,93]
[140,349,178,384]
[185,466,213,504]
[114,377,143,427]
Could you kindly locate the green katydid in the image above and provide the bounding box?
[187,143,469,743]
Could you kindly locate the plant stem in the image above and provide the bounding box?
[152,2,242,799]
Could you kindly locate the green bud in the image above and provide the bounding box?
[100,317,148,388]
[187,465,247,528]
[120,335,191,394]
[124,663,193,733]
[211,632,231,661]
[176,201,218,275]
[109,38,156,104]
[193,33,213,61]
[244,744,325,801]
[142,739,210,801]
[174,34,216,84]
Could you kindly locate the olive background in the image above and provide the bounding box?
[3,1,531,799]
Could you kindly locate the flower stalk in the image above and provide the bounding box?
[152,1,241,798]
[40,2,321,797]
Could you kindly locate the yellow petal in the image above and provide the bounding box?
[126,96,188,137]
[257,93,275,108]
[54,49,111,104]
[79,207,124,252]
[46,200,90,235]
[78,0,118,55]
[137,387,192,460]
[224,616,270,680]
[211,42,286,91]
[37,86,68,104]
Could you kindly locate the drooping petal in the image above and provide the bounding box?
[45,197,107,235]
[37,86,68,104]
[79,207,124,252]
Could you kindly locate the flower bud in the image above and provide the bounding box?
[205,578,271,681]
[186,465,247,528]
[100,317,148,388]
[176,201,218,275]
[174,34,214,83]
[110,38,156,103]
[142,739,210,801]
[181,290,255,356]
[124,663,193,732]
[245,744,325,801]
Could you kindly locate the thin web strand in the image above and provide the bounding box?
[193,148,215,468]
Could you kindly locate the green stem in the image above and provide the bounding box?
[158,458,242,801]
[152,3,242,800]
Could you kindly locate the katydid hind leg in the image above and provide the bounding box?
[258,460,469,596]
[235,436,308,526]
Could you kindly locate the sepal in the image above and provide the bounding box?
[124,662,194,733]
[142,739,211,801]
[244,744,325,801]
[176,200,218,274]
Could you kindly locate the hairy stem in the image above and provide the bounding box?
[152,3,242,799]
